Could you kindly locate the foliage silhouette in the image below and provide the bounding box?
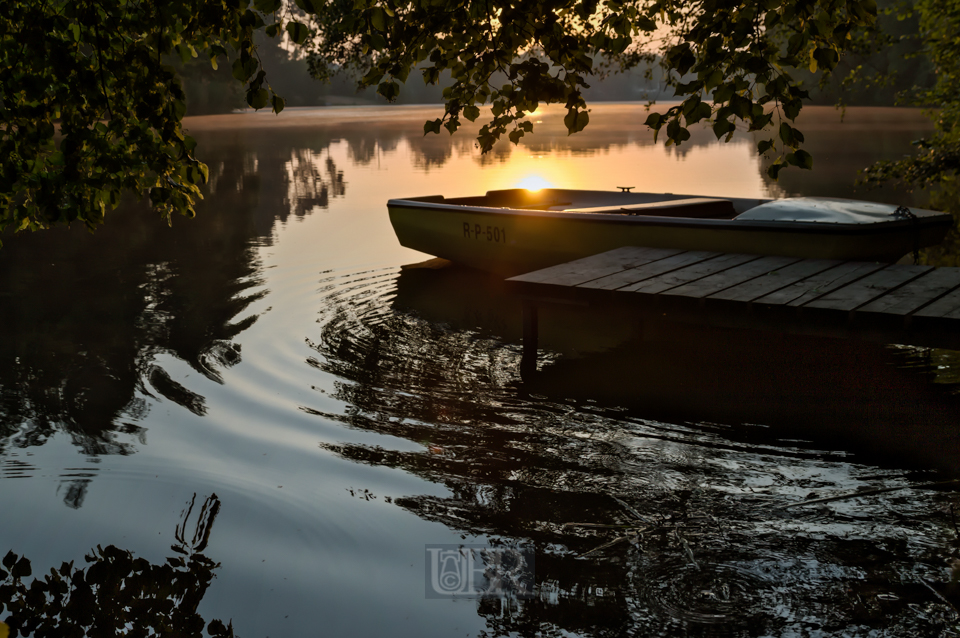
[0,494,232,637]
[1,0,890,241]
[303,0,881,178]
[860,0,960,191]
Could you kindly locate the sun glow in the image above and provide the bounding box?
[515,175,554,191]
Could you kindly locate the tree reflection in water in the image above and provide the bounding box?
[304,263,960,636]
[0,131,347,469]
[0,494,232,637]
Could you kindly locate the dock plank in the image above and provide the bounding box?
[753,261,886,307]
[667,255,801,299]
[508,246,682,286]
[913,286,960,319]
[710,258,842,303]
[581,250,720,290]
[856,268,960,316]
[623,252,760,295]
[508,246,960,353]
[945,305,960,320]
[805,264,933,311]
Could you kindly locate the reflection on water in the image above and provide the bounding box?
[311,262,960,636]
[1,494,232,637]
[2,105,959,637]
[0,129,349,458]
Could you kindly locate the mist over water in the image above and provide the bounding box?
[1,104,959,637]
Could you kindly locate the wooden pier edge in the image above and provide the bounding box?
[506,246,960,368]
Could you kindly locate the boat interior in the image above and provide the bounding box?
[412,188,771,219]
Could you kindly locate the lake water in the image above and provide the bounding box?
[2,104,960,637]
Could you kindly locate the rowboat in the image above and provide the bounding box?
[387,188,953,275]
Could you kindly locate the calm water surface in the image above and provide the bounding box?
[2,104,960,637]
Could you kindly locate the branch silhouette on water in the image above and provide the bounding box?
[0,493,234,638]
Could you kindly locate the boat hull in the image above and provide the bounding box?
[389,203,950,276]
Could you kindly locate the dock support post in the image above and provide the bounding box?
[521,302,539,375]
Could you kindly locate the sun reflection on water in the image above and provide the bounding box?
[514,175,554,191]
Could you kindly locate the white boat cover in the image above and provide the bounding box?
[734,197,913,224]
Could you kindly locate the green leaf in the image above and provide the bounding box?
[463,105,480,122]
[370,7,387,31]
[172,99,186,121]
[783,98,802,121]
[232,57,259,82]
[667,43,696,76]
[576,110,589,132]
[272,94,285,114]
[393,64,411,83]
[713,83,735,103]
[729,94,752,120]
[255,0,282,12]
[286,21,309,45]
[564,108,589,134]
[644,112,663,129]
[767,161,785,180]
[12,557,31,579]
[748,112,773,131]
[247,89,269,109]
[422,66,440,85]
[712,118,735,139]
[635,16,657,31]
[686,102,712,124]
[369,32,387,51]
[294,0,319,13]
[779,122,801,147]
[812,47,839,72]
[423,119,442,135]
[666,118,690,144]
[362,68,385,86]
[703,69,723,91]
[757,139,774,155]
[377,80,400,102]
[786,149,813,169]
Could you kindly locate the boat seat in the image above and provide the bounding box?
[565,197,738,219]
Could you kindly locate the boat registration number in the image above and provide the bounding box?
[463,223,507,243]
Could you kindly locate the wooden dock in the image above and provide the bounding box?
[506,246,960,369]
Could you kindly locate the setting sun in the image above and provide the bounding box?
[515,174,554,191]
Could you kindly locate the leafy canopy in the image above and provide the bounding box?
[0,0,295,242]
[303,0,879,178]
[860,0,960,188]
[1,0,880,240]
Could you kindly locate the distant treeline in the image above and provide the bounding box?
[179,0,934,116]
[178,33,675,115]
[795,0,935,106]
